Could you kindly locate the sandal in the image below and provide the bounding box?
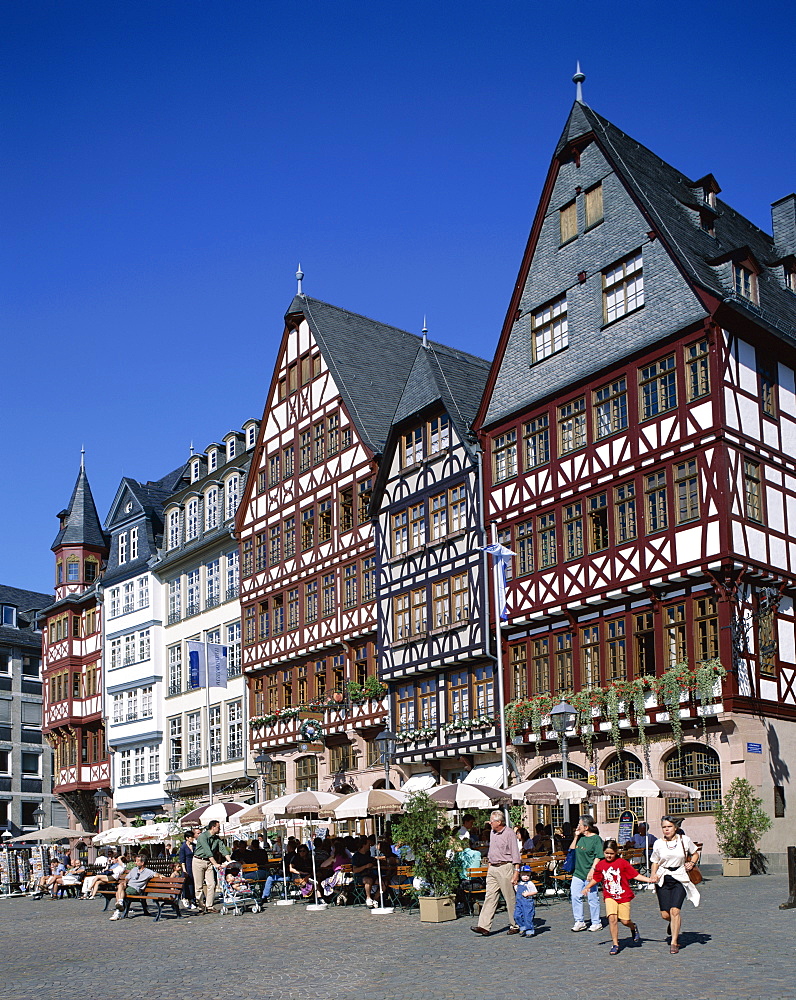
[670,944,680,954]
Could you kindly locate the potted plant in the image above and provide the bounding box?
[392,791,461,922]
[715,777,772,876]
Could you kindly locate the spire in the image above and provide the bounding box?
[296,263,304,295]
[80,445,85,471]
[51,462,108,552]
[422,316,429,349]
[573,61,585,104]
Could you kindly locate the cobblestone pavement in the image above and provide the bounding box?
[1,872,795,1000]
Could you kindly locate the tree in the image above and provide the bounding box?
[391,791,462,897]
[714,778,772,873]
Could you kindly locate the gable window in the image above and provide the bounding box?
[430,492,447,541]
[362,556,376,601]
[492,429,517,482]
[225,475,240,519]
[283,516,296,557]
[130,526,138,560]
[313,422,325,464]
[343,564,358,609]
[558,397,586,454]
[584,182,604,228]
[205,487,219,530]
[517,519,533,575]
[300,431,312,472]
[603,251,644,323]
[733,263,756,302]
[269,454,280,486]
[319,500,333,542]
[758,365,777,418]
[402,427,424,467]
[559,200,577,244]
[409,503,425,549]
[428,414,450,453]
[538,512,557,569]
[531,295,568,362]
[392,510,408,556]
[686,339,710,400]
[339,488,353,532]
[523,414,550,470]
[283,445,295,478]
[242,538,253,577]
[327,413,339,454]
[357,479,372,524]
[118,533,128,565]
[186,498,199,540]
[640,355,677,419]
[675,460,700,523]
[594,378,628,438]
[449,484,467,532]
[301,508,315,550]
[743,459,763,522]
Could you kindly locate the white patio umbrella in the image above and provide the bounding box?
[9,825,93,843]
[428,782,511,810]
[508,776,615,804]
[179,800,250,829]
[601,777,701,871]
[281,791,342,911]
[318,788,407,819]
[91,826,142,847]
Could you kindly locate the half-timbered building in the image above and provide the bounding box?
[102,466,184,819]
[239,292,439,798]
[41,461,110,830]
[476,97,796,865]
[371,337,499,789]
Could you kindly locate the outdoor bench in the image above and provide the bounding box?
[100,875,185,921]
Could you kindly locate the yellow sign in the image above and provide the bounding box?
[588,766,598,786]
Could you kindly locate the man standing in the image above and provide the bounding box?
[471,810,521,936]
[192,819,230,913]
[109,854,157,920]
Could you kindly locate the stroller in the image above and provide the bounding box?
[218,864,262,916]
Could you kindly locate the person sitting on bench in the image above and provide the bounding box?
[109,854,157,920]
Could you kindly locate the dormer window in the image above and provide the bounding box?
[700,212,715,236]
[227,439,236,461]
[734,263,756,302]
[786,265,796,293]
[703,188,716,209]
[208,450,217,472]
[191,460,201,482]
[2,605,16,627]
[247,425,256,448]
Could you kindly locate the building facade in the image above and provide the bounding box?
[0,585,55,836]
[476,99,796,865]
[371,339,500,789]
[153,425,258,805]
[41,463,110,831]
[101,468,184,819]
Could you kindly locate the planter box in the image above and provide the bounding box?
[722,858,751,877]
[418,894,457,922]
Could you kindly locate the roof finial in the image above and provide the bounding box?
[296,263,304,295]
[422,316,428,349]
[573,61,585,103]
[189,441,194,457]
[80,445,85,471]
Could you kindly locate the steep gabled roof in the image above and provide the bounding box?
[51,465,108,551]
[559,103,796,336]
[0,583,53,615]
[285,295,426,454]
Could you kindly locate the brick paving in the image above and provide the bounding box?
[1,871,795,1000]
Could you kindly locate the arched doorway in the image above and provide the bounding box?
[527,763,589,833]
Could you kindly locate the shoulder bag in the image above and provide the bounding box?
[561,847,577,874]
[680,835,702,884]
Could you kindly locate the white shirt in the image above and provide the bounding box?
[650,833,697,870]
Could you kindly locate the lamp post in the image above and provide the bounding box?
[549,700,577,779]
[374,728,397,791]
[254,751,273,804]
[33,806,45,830]
[163,773,182,823]
[93,787,110,833]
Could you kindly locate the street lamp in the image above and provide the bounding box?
[254,751,273,803]
[549,700,577,779]
[93,788,109,833]
[163,772,182,822]
[374,728,397,791]
[33,806,45,830]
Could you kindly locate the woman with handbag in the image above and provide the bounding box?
[648,815,701,954]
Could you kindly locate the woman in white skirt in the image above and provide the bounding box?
[648,816,701,954]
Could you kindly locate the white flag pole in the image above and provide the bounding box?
[489,524,510,796]
[203,637,214,804]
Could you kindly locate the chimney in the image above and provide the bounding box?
[771,194,796,257]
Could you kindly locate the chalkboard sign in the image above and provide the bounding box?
[617,809,636,846]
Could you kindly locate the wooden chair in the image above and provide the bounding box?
[461,865,488,915]
[390,865,418,913]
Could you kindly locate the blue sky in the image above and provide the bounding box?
[3,0,795,594]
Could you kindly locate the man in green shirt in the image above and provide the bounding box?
[570,815,604,932]
[192,820,230,912]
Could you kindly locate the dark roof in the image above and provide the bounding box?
[559,102,796,339]
[51,466,108,551]
[0,583,52,614]
[392,344,490,443]
[287,295,459,454]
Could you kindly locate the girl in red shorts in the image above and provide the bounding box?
[581,840,655,954]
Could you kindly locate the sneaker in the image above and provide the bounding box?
[589,922,603,932]
[609,945,620,955]
[109,910,122,921]
[365,898,376,908]
[633,925,641,944]
[571,921,588,932]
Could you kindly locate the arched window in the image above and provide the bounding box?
[530,762,588,830]
[225,475,240,520]
[603,754,645,820]
[664,743,721,813]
